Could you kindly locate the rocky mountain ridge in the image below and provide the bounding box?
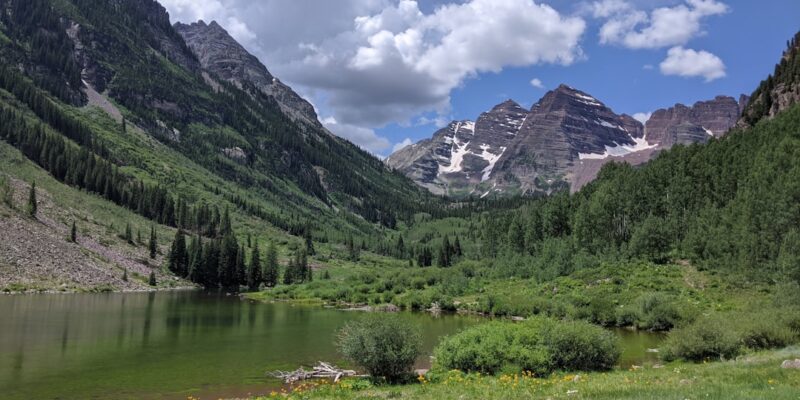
[388,85,746,196]
[174,20,321,129]
[740,31,800,126]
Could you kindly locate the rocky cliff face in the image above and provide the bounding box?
[390,85,748,197]
[740,31,800,126]
[645,95,747,147]
[174,20,320,128]
[388,85,649,197]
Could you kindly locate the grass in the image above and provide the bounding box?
[258,347,800,399]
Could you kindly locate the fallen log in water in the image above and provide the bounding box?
[269,362,363,383]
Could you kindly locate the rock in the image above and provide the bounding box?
[645,95,744,146]
[389,85,747,197]
[781,359,800,369]
[174,21,321,129]
[222,147,247,161]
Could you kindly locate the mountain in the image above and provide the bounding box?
[645,95,748,147]
[388,85,649,196]
[0,0,435,291]
[174,20,320,130]
[389,85,747,196]
[740,31,800,126]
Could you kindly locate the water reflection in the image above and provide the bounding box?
[0,291,480,400]
[0,291,662,400]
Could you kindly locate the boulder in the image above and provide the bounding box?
[780,359,800,369]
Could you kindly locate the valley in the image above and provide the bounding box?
[0,0,799,399]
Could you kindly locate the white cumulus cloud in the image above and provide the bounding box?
[595,0,728,49]
[632,112,652,124]
[161,0,586,154]
[530,78,544,89]
[659,46,726,82]
[321,116,391,153]
[392,138,414,153]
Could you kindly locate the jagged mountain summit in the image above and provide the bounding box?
[645,95,748,147]
[388,85,649,197]
[174,20,320,130]
[388,85,746,197]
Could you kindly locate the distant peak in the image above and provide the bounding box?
[491,99,523,111]
[556,83,575,91]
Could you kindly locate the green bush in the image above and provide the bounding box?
[661,316,741,362]
[433,317,619,376]
[633,293,687,331]
[336,314,422,382]
[546,320,620,371]
[739,322,795,350]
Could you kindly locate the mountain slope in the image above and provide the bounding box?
[390,85,747,196]
[741,31,800,126]
[174,20,321,130]
[388,85,650,197]
[0,0,435,232]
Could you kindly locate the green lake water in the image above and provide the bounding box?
[0,291,663,400]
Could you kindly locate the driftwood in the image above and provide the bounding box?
[270,362,363,383]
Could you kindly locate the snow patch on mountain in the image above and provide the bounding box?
[578,136,656,160]
[479,145,506,181]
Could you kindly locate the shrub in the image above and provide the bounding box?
[433,317,620,376]
[633,293,686,331]
[661,316,741,362]
[739,322,795,350]
[546,320,620,371]
[336,314,422,382]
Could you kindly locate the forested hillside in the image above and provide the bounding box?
[0,0,445,291]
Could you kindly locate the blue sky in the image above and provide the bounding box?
[162,0,800,157]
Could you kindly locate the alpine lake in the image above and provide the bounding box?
[0,290,664,399]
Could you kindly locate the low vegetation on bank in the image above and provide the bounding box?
[259,347,800,400]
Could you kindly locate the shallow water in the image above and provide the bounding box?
[0,291,663,399]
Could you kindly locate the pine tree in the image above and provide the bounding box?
[168,229,188,277]
[122,268,128,282]
[282,257,295,285]
[200,239,220,288]
[148,271,156,286]
[70,220,77,243]
[26,181,37,217]
[148,225,157,258]
[396,235,405,258]
[305,229,315,255]
[247,241,262,291]
[298,250,310,282]
[220,206,232,236]
[322,270,331,280]
[124,223,133,245]
[187,235,202,282]
[263,241,279,287]
[219,233,239,289]
[236,244,246,286]
[454,235,463,257]
[438,236,452,267]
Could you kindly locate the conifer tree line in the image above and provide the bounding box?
[466,105,800,282]
[167,219,308,291]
